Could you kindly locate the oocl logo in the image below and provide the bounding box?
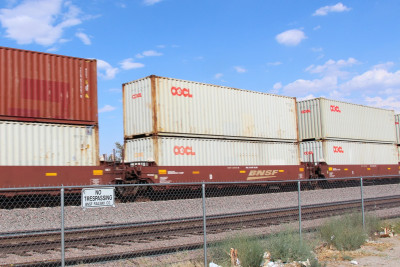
[171,87,193,98]
[174,146,196,156]
[330,105,341,113]
[304,151,314,155]
[333,146,344,153]
[132,93,142,99]
[301,109,311,114]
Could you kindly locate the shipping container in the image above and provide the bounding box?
[297,98,396,143]
[0,46,98,125]
[123,75,298,141]
[398,145,400,163]
[300,140,397,165]
[0,120,98,166]
[125,136,299,166]
[395,114,400,144]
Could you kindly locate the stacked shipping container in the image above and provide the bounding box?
[395,114,400,163]
[123,75,300,175]
[297,98,398,177]
[0,47,99,166]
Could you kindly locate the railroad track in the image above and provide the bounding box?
[1,195,400,266]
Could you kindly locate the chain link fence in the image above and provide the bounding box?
[0,177,400,266]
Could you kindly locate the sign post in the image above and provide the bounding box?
[82,187,115,208]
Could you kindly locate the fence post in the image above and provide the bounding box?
[360,177,365,230]
[297,181,302,241]
[202,183,208,266]
[61,185,65,267]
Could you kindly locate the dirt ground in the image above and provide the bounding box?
[317,235,400,267]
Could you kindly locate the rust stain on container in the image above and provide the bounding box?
[0,46,98,125]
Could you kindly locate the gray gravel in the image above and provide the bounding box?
[1,183,399,233]
[1,183,400,265]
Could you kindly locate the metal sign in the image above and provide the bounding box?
[81,187,115,208]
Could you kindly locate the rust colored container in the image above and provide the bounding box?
[0,46,98,125]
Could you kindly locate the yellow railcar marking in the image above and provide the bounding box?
[328,167,333,171]
[46,173,57,177]
[158,170,167,175]
[240,170,246,174]
[193,171,200,174]
[299,168,304,172]
[278,170,284,173]
[93,170,103,175]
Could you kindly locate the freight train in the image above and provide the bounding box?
[1,47,399,198]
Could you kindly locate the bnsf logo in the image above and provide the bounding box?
[330,105,341,113]
[174,146,195,155]
[132,93,142,99]
[249,170,279,176]
[333,146,344,153]
[301,109,311,114]
[171,87,193,97]
[304,151,313,155]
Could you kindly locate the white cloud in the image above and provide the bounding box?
[136,50,163,58]
[0,0,82,46]
[273,82,282,90]
[143,0,162,6]
[268,61,282,66]
[341,68,400,92]
[311,47,323,52]
[97,60,119,80]
[297,94,317,101]
[365,96,400,108]
[99,105,116,113]
[306,58,358,78]
[215,73,223,79]
[283,76,338,96]
[234,66,247,73]
[75,32,91,45]
[276,29,306,46]
[120,58,145,70]
[313,25,321,30]
[313,2,351,16]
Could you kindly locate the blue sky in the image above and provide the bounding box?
[1,0,400,155]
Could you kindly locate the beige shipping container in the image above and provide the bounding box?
[300,140,397,165]
[125,137,299,166]
[0,121,98,166]
[123,75,298,142]
[297,98,396,143]
[395,114,400,144]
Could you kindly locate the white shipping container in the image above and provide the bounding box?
[125,137,299,166]
[124,75,298,141]
[0,121,98,166]
[297,98,396,143]
[300,140,397,165]
[395,114,400,144]
[398,146,400,163]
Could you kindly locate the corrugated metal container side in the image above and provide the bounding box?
[398,146,400,162]
[0,121,98,166]
[125,137,300,166]
[395,114,400,144]
[300,140,397,165]
[0,46,98,125]
[123,75,298,141]
[297,98,396,143]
